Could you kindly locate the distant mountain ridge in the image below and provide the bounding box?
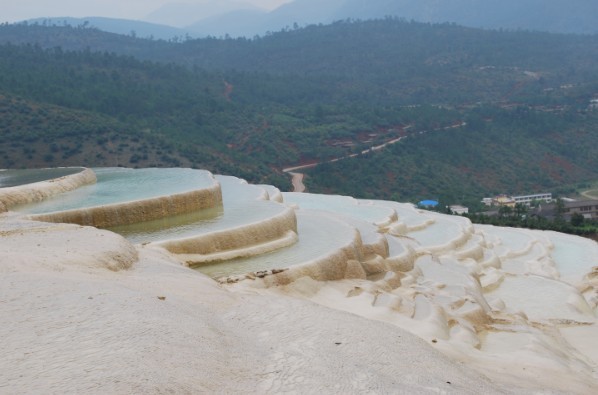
[334,0,598,34]
[26,17,193,40]
[144,0,263,28]
[22,0,598,40]
[187,0,598,36]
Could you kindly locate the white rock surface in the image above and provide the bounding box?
[2,167,598,394]
[0,215,503,394]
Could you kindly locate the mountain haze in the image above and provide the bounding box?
[20,0,598,40]
[187,0,598,36]
[145,0,264,28]
[26,17,192,40]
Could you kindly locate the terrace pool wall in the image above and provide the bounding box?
[0,167,95,212]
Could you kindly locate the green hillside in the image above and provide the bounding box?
[306,107,598,206]
[0,20,596,203]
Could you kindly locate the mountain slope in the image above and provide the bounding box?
[0,21,596,203]
[306,107,598,204]
[342,0,598,34]
[2,20,596,106]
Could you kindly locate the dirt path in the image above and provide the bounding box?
[282,121,466,193]
[289,172,305,193]
[283,164,317,193]
[581,189,598,200]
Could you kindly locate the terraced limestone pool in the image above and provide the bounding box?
[117,175,289,244]
[191,191,399,279]
[0,167,85,188]
[13,168,217,214]
[195,210,358,279]
[407,215,464,248]
[283,192,396,225]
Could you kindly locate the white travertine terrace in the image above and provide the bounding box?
[231,191,598,393]
[0,167,95,212]
[120,175,299,263]
[154,206,298,263]
[1,167,597,393]
[29,187,223,228]
[25,168,223,228]
[258,183,284,203]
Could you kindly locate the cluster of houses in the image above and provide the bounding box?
[481,193,553,207]
[540,199,598,221]
[481,192,598,221]
[420,191,598,222]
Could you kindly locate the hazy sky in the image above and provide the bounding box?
[0,0,291,23]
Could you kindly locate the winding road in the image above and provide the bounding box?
[282,122,466,192]
[581,189,598,200]
[282,164,318,193]
[288,172,306,193]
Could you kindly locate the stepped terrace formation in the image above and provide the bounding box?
[1,167,597,393]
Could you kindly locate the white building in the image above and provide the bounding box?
[449,205,469,215]
[481,197,493,206]
[512,193,552,206]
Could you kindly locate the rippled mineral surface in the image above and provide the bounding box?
[2,167,597,394]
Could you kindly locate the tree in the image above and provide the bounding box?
[514,203,528,217]
[571,212,585,227]
[555,198,565,223]
[498,205,513,218]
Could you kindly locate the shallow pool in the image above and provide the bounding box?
[195,210,357,279]
[0,167,84,188]
[115,175,283,244]
[13,168,216,214]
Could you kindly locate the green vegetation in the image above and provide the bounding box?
[305,107,598,204]
[463,209,598,239]
[578,179,598,200]
[0,19,596,200]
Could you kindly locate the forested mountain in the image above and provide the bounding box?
[2,20,597,105]
[0,19,597,205]
[332,0,598,34]
[0,43,291,185]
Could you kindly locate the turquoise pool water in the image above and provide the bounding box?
[114,175,284,244]
[13,168,216,214]
[195,210,357,279]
